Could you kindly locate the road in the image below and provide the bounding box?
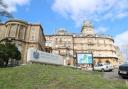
[103,69,128,80]
[103,69,119,80]
[103,69,128,85]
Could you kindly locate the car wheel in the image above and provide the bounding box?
[118,75,122,79]
[101,69,104,72]
[119,75,125,79]
[109,69,112,72]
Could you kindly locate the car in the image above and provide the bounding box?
[118,62,128,78]
[94,63,113,72]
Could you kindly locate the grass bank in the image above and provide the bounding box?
[0,64,127,89]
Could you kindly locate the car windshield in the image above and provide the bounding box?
[95,64,103,66]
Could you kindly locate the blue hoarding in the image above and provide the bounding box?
[77,53,93,64]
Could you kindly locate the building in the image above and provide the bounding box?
[45,21,120,66]
[0,19,46,64]
[115,46,124,65]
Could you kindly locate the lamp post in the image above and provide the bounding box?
[87,39,94,71]
[73,53,77,67]
[66,46,70,65]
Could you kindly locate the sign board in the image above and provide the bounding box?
[77,53,93,64]
[27,48,64,65]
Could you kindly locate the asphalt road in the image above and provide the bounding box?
[103,69,128,80]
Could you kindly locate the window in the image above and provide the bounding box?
[32,35,35,41]
[31,29,35,32]
[59,38,62,43]
[10,24,17,37]
[11,24,17,31]
[31,29,36,41]
[19,25,26,40]
[55,38,57,42]
[0,29,5,40]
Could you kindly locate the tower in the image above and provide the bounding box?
[81,20,95,35]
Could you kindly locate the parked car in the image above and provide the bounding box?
[118,62,128,78]
[94,63,113,72]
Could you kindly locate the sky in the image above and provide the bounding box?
[2,0,128,60]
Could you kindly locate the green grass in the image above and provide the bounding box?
[0,64,127,89]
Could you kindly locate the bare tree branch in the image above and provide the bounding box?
[0,0,13,21]
[0,0,7,9]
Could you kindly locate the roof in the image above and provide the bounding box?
[5,19,28,25]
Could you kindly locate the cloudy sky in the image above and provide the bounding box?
[3,0,128,60]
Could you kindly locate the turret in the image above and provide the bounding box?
[81,20,95,35]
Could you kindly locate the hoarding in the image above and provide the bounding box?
[77,53,93,64]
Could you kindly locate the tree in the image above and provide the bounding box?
[0,43,21,67]
[0,44,5,66]
[0,0,13,21]
[5,43,21,66]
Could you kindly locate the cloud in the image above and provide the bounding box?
[95,27,108,34]
[3,0,30,12]
[114,30,128,61]
[114,30,128,46]
[52,0,128,25]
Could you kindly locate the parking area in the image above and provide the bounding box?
[103,69,128,80]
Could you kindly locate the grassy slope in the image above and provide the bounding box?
[0,64,127,89]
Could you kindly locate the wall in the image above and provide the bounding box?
[27,48,64,65]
